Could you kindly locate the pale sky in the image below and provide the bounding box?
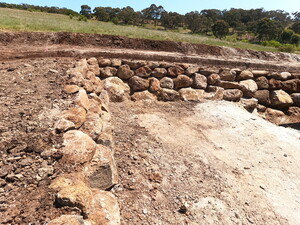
[3,0,299,14]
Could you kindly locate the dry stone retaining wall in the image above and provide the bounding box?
[48,56,299,224]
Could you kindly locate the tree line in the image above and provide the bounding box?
[1,2,300,50]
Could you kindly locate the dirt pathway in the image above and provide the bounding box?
[111,100,300,225]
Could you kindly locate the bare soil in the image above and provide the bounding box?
[111,100,300,225]
[0,58,83,224]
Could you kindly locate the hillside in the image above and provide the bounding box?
[0,7,279,52]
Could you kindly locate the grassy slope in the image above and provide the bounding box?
[0,8,277,52]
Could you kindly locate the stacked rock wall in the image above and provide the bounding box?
[86,57,299,116]
[48,59,120,225]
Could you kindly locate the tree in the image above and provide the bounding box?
[254,18,283,41]
[80,5,91,19]
[118,6,140,25]
[280,29,294,43]
[293,12,300,21]
[268,10,291,27]
[161,12,184,29]
[142,4,165,26]
[212,20,229,39]
[223,8,242,28]
[291,21,300,34]
[93,7,110,22]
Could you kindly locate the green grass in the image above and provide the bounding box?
[0,8,281,52]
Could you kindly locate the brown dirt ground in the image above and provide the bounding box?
[0,58,84,224]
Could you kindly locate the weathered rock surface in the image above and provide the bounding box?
[104,77,130,102]
[239,79,258,97]
[63,85,80,94]
[75,89,91,111]
[117,65,134,80]
[168,65,184,77]
[61,107,87,128]
[149,77,162,93]
[219,69,236,81]
[174,75,193,89]
[223,89,243,101]
[291,93,300,106]
[239,98,258,112]
[100,67,118,79]
[270,72,292,81]
[47,215,91,225]
[131,91,157,101]
[192,74,207,89]
[152,68,167,78]
[270,90,293,108]
[207,73,221,85]
[204,86,224,100]
[98,58,111,67]
[135,66,152,78]
[238,70,254,80]
[179,88,204,101]
[254,90,271,106]
[84,145,118,190]
[252,70,269,77]
[128,76,150,91]
[158,88,180,101]
[160,77,174,89]
[61,130,96,163]
[80,113,103,141]
[255,76,269,90]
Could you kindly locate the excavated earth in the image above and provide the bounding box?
[0,32,300,224]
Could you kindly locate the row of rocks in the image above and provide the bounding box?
[84,58,299,115]
[47,59,120,225]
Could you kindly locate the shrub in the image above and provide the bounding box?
[261,40,282,48]
[277,44,296,53]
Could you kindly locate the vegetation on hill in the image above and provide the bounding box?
[0,2,300,53]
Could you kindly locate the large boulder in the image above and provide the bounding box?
[160,77,174,89]
[80,113,103,141]
[128,76,149,91]
[61,107,87,128]
[237,70,254,80]
[291,93,300,106]
[87,190,121,225]
[192,74,207,89]
[135,66,152,78]
[281,79,300,93]
[219,69,236,81]
[117,65,134,80]
[179,88,204,101]
[131,91,157,101]
[207,73,220,85]
[151,68,167,78]
[61,130,97,164]
[270,72,292,81]
[270,90,293,108]
[158,88,180,101]
[223,89,243,101]
[174,75,193,89]
[239,79,258,97]
[255,76,269,90]
[83,145,118,190]
[75,89,91,111]
[103,77,130,102]
[168,65,185,77]
[254,90,271,106]
[100,67,118,79]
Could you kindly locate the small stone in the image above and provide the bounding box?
[199,69,219,76]
[97,132,114,147]
[80,113,103,141]
[252,70,269,77]
[254,90,271,106]
[174,75,193,89]
[204,86,224,100]
[149,77,162,93]
[88,64,100,76]
[186,66,199,76]
[160,77,174,89]
[117,65,134,80]
[291,93,300,106]
[122,60,146,69]
[270,72,292,81]
[239,98,258,112]
[223,89,243,101]
[218,81,241,89]
[281,79,300,93]
[49,69,59,74]
[63,85,80,94]
[269,78,282,90]
[54,118,76,133]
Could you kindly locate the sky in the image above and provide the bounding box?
[2,0,299,14]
